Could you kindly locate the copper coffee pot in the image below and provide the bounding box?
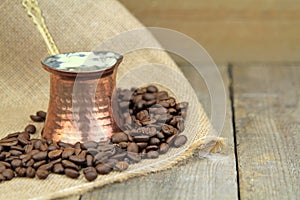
[41,52,123,144]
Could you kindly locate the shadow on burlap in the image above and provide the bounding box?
[0,0,224,199]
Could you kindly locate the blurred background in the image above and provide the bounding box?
[119,0,300,63]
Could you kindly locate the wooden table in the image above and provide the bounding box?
[68,64,300,200]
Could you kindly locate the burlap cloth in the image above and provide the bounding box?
[0,0,223,199]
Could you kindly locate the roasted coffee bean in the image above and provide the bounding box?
[0,163,6,173]
[105,159,118,168]
[24,159,35,167]
[111,132,128,143]
[149,137,160,145]
[36,111,47,119]
[87,148,99,156]
[53,163,64,174]
[39,163,53,171]
[64,168,79,179]
[58,141,73,148]
[111,152,127,161]
[25,124,36,134]
[2,169,14,180]
[93,153,109,164]
[62,147,75,159]
[26,167,35,178]
[159,143,169,154]
[177,120,185,132]
[11,159,22,168]
[4,132,19,139]
[156,91,168,100]
[136,142,148,150]
[30,115,44,122]
[127,142,139,153]
[96,163,112,175]
[118,142,128,149]
[162,125,174,136]
[86,155,93,167]
[146,85,158,93]
[83,141,98,149]
[15,167,26,177]
[39,143,48,151]
[29,149,40,156]
[166,134,177,145]
[127,152,141,163]
[49,158,62,165]
[10,145,24,151]
[34,140,42,149]
[0,161,11,168]
[114,161,129,171]
[48,144,57,151]
[83,167,98,181]
[136,110,149,121]
[156,131,165,139]
[32,160,46,169]
[5,156,19,163]
[176,102,189,110]
[173,135,187,148]
[48,150,62,160]
[147,150,159,159]
[146,145,159,151]
[24,143,33,153]
[159,101,170,108]
[36,168,49,179]
[10,150,22,156]
[69,155,85,164]
[62,160,79,170]
[0,153,5,161]
[32,151,47,161]
[0,139,18,146]
[133,135,150,142]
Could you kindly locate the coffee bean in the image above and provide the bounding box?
[0,161,11,168]
[149,137,160,145]
[2,169,14,180]
[32,151,47,161]
[24,143,33,153]
[159,101,170,108]
[146,85,158,93]
[114,161,129,171]
[156,131,165,139]
[96,163,112,175]
[3,132,20,139]
[127,142,139,153]
[10,145,24,151]
[30,115,44,122]
[36,111,47,119]
[29,149,40,156]
[133,135,150,142]
[0,163,6,173]
[39,163,53,171]
[86,155,93,167]
[26,167,35,178]
[0,138,18,146]
[105,159,118,168]
[111,152,127,161]
[83,167,98,181]
[146,145,159,151]
[10,150,22,156]
[36,168,49,179]
[176,102,189,110]
[69,155,85,164]
[53,163,64,174]
[156,91,168,100]
[32,160,46,169]
[118,142,128,149]
[58,141,73,148]
[15,167,26,177]
[93,152,109,164]
[48,149,62,160]
[48,144,57,151]
[159,143,169,154]
[136,110,149,121]
[40,143,48,151]
[5,156,19,163]
[25,124,36,134]
[83,141,98,149]
[147,151,159,159]
[62,147,75,159]
[173,135,187,148]
[136,142,148,150]
[127,152,141,163]
[177,121,185,132]
[49,158,62,165]
[111,132,128,143]
[24,159,34,167]
[62,160,79,170]
[11,159,22,168]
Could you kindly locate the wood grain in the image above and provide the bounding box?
[119,0,300,63]
[233,64,300,199]
[79,65,238,200]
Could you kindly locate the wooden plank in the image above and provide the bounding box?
[80,65,238,200]
[119,0,300,63]
[233,64,300,199]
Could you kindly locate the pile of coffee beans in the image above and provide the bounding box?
[0,85,188,182]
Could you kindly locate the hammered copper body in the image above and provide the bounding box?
[41,52,122,144]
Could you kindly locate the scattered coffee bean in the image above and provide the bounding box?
[53,163,64,174]
[26,167,36,178]
[147,151,159,159]
[111,132,128,143]
[114,161,129,171]
[159,143,169,154]
[127,142,139,153]
[62,160,79,170]
[36,168,49,179]
[2,169,14,180]
[65,168,80,179]
[48,150,62,160]
[30,115,44,122]
[83,167,97,181]
[32,151,47,161]
[95,163,112,175]
[173,135,187,148]
[15,167,26,177]
[36,111,47,119]
[25,124,36,134]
